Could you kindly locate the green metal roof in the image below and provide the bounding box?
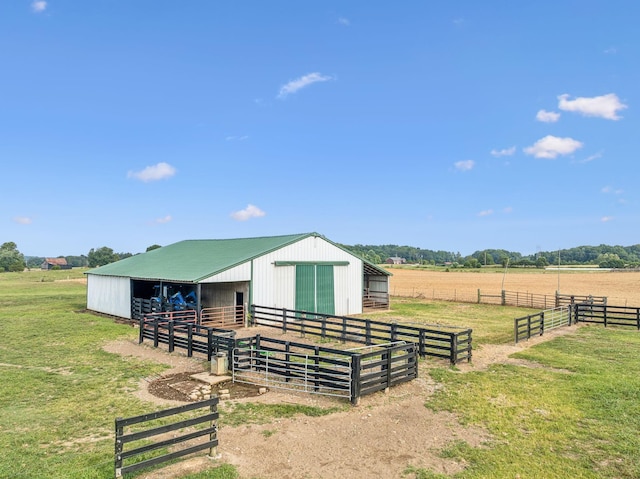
[86,232,390,282]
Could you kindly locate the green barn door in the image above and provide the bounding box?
[295,265,315,313]
[295,264,335,315]
[316,265,335,315]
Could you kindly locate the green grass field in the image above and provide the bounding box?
[1,270,639,478]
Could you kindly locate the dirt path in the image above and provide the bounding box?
[104,325,578,479]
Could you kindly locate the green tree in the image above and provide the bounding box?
[88,247,118,267]
[0,242,26,272]
[597,253,625,269]
[146,244,162,252]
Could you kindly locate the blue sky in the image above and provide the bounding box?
[1,1,637,257]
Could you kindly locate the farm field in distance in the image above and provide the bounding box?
[387,266,640,306]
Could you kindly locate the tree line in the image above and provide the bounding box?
[341,243,640,269]
[2,241,640,273]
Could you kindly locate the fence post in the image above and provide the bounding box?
[636,308,640,331]
[365,320,372,345]
[285,342,291,383]
[604,305,608,327]
[187,324,193,357]
[419,329,426,357]
[391,323,398,342]
[350,355,361,405]
[114,418,123,478]
[209,401,217,458]
[168,321,175,353]
[450,333,458,364]
[477,289,481,304]
[207,329,214,361]
[314,346,320,392]
[282,308,287,334]
[250,304,256,326]
[501,290,506,306]
[514,318,518,344]
[385,349,392,391]
[341,317,347,343]
[153,320,159,348]
[526,315,532,340]
[555,291,559,308]
[540,311,545,336]
[138,317,144,344]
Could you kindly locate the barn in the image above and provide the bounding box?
[85,233,390,323]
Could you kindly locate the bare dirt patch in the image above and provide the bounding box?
[104,324,582,479]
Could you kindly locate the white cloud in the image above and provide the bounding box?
[127,162,177,182]
[490,146,516,157]
[601,185,623,195]
[575,151,602,164]
[277,72,333,99]
[13,216,33,225]
[225,135,249,141]
[558,93,628,120]
[604,47,617,54]
[155,215,172,224]
[454,160,474,172]
[31,1,47,13]
[523,135,583,159]
[601,216,614,222]
[453,18,465,26]
[478,209,493,217]
[231,204,266,221]
[536,109,560,123]
[337,17,350,26]
[503,206,513,214]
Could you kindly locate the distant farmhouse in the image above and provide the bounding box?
[41,258,72,270]
[386,256,406,265]
[85,233,391,322]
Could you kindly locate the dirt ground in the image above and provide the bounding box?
[388,268,640,305]
[104,323,583,479]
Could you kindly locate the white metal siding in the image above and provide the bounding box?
[252,236,363,315]
[86,275,132,319]
[200,262,251,283]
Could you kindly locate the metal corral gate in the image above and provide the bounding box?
[514,305,572,343]
[232,335,418,404]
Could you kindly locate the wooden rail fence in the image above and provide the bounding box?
[139,316,236,361]
[575,304,640,329]
[115,398,218,478]
[250,304,472,364]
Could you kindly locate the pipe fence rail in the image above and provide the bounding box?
[514,306,573,343]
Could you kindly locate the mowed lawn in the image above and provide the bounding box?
[1,271,639,478]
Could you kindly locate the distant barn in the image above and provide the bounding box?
[386,256,406,265]
[85,232,391,322]
[41,258,72,270]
